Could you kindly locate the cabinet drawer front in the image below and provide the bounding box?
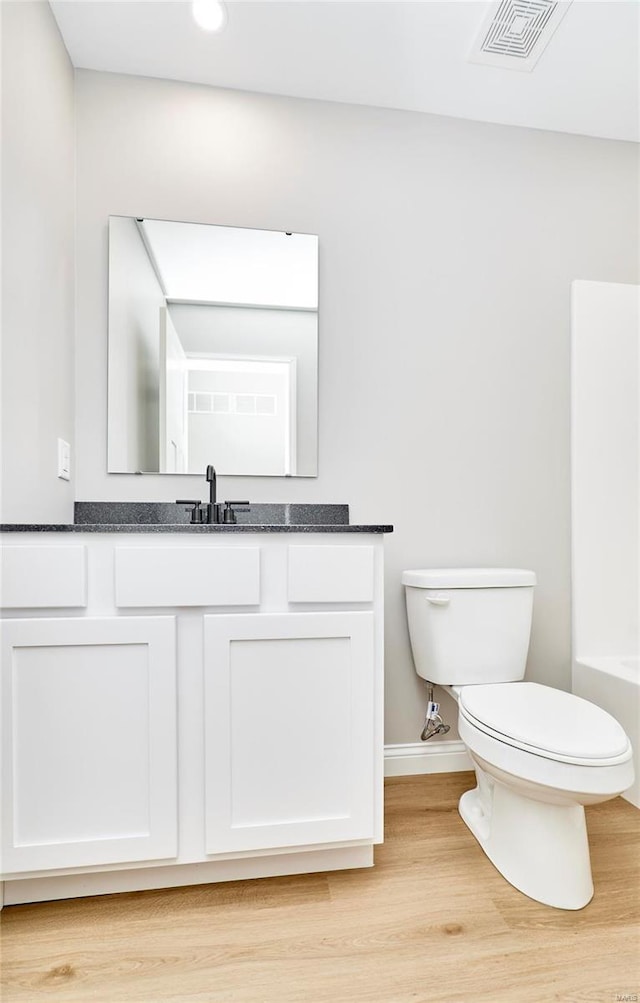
[288,545,374,603]
[115,547,260,607]
[0,546,87,608]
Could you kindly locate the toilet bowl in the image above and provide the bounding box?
[454,681,633,909]
[402,568,635,910]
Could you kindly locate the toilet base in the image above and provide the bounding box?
[459,767,594,910]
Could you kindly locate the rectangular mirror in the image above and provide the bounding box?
[107,216,318,476]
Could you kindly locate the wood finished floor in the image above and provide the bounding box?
[1,773,638,1003]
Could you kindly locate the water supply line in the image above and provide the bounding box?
[420,682,451,741]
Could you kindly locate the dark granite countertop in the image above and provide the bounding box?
[0,502,393,534]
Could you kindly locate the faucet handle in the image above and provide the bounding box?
[176,499,206,524]
[222,501,250,524]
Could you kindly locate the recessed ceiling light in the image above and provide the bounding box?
[192,0,227,32]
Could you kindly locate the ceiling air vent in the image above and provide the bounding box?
[469,0,573,72]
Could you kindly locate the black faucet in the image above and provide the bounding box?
[177,466,250,525]
[177,465,221,523]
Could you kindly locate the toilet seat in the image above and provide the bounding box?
[458,682,632,767]
[458,714,634,802]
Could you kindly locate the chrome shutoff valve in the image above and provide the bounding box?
[420,693,451,742]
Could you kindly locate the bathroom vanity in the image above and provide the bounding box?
[0,506,391,906]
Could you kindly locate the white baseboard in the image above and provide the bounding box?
[384,740,472,777]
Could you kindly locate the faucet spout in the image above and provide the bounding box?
[205,465,221,523]
[206,464,216,504]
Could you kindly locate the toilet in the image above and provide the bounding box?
[402,568,635,910]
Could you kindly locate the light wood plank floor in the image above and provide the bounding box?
[1,773,638,1003]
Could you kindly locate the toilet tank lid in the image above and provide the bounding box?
[401,568,536,589]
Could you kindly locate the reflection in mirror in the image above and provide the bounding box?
[107,216,318,476]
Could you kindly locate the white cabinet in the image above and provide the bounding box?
[0,616,177,874]
[0,532,384,904]
[203,612,375,854]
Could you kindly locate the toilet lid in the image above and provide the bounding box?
[459,682,630,763]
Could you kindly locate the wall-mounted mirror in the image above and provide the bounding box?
[107,216,318,476]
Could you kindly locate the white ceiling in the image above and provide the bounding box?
[50,0,640,142]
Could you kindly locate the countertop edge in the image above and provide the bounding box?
[0,524,394,534]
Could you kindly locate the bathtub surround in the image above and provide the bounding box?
[571,281,640,807]
[571,282,639,659]
[2,3,639,751]
[573,657,639,809]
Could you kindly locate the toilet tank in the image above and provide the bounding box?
[402,568,536,685]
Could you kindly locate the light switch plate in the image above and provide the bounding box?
[57,438,71,481]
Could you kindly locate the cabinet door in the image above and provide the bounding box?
[1,617,177,875]
[204,612,375,854]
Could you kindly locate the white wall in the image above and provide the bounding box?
[74,71,639,743]
[571,281,639,658]
[107,216,164,472]
[0,1,75,523]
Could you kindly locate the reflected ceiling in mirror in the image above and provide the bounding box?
[107,216,318,476]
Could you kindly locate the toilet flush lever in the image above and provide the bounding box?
[425,592,450,606]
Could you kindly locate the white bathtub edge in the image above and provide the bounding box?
[572,656,640,809]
